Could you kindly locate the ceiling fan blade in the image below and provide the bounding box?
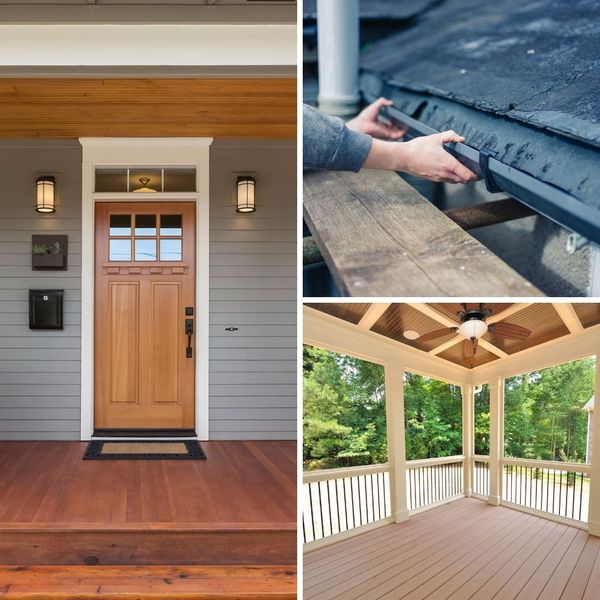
[489,321,531,340]
[418,328,457,342]
[463,338,477,358]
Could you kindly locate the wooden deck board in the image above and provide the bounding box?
[303,169,542,297]
[0,441,296,566]
[303,497,600,600]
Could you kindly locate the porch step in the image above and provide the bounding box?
[0,527,295,566]
[0,565,297,599]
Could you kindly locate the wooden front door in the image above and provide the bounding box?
[94,202,196,430]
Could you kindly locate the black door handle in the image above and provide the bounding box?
[185,319,194,358]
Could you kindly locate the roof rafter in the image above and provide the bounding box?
[357,303,390,330]
[552,303,584,334]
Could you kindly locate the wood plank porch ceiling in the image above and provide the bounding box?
[0,78,296,138]
[306,303,600,369]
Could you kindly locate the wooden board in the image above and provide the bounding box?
[0,79,296,139]
[303,170,543,297]
[0,565,297,599]
[304,497,597,600]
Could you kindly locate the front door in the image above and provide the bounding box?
[94,202,196,430]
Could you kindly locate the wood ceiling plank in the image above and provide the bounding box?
[409,304,457,328]
[487,303,532,324]
[428,335,463,356]
[0,78,296,138]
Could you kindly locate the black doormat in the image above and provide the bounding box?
[83,440,207,460]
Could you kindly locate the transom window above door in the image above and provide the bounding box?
[95,168,196,193]
[109,213,183,262]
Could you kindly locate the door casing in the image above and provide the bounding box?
[79,138,212,441]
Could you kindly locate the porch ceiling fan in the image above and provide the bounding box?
[404,303,531,358]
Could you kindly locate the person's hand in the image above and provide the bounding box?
[346,97,408,140]
[398,130,479,184]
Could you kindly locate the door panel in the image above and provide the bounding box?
[95,201,195,430]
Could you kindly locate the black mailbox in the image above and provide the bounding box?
[29,290,64,330]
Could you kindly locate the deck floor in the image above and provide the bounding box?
[304,497,600,600]
[0,440,296,530]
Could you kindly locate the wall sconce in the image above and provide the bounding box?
[36,176,56,213]
[236,176,256,213]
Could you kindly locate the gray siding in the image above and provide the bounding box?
[209,140,297,440]
[0,141,82,440]
[0,139,296,441]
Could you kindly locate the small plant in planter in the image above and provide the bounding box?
[31,240,66,269]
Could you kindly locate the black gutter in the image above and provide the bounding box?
[371,98,600,246]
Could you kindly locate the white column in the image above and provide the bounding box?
[587,356,600,535]
[488,375,504,506]
[316,0,360,116]
[462,384,474,497]
[385,365,409,523]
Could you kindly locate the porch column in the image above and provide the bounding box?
[462,384,474,497]
[316,0,360,116]
[385,365,409,523]
[587,355,600,535]
[488,375,504,506]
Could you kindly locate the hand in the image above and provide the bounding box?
[346,97,408,140]
[398,130,480,184]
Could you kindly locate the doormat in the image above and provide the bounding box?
[83,440,207,460]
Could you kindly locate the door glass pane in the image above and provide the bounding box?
[163,168,196,192]
[160,239,182,261]
[129,169,162,193]
[135,239,157,261]
[109,239,131,261]
[135,214,157,236]
[160,215,182,236]
[96,169,128,192]
[109,214,131,236]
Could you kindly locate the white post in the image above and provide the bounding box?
[316,0,360,116]
[588,356,600,535]
[488,375,504,506]
[385,365,409,523]
[462,384,474,497]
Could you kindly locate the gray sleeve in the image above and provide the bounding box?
[303,104,372,172]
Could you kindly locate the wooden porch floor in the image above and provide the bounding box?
[0,441,296,566]
[304,497,600,600]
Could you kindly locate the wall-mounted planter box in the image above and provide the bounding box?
[31,235,68,270]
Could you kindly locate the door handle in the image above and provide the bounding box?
[185,319,194,358]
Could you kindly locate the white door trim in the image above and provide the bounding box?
[79,138,212,441]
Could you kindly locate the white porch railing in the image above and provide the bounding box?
[472,455,491,498]
[303,463,391,543]
[501,458,591,524]
[406,455,464,511]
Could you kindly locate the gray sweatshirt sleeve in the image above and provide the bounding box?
[303,104,373,172]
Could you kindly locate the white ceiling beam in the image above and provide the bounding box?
[478,338,509,358]
[357,303,390,330]
[408,303,457,328]
[0,24,296,67]
[487,303,532,324]
[553,303,584,334]
[428,335,463,356]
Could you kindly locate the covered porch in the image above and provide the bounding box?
[303,303,600,598]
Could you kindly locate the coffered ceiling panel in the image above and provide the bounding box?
[305,303,371,325]
[572,303,600,329]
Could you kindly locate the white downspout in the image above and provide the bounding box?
[316,0,360,116]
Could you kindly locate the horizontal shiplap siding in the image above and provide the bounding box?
[209,140,296,440]
[0,141,82,440]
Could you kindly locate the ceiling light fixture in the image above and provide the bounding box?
[458,318,488,340]
[403,330,420,340]
[132,177,157,193]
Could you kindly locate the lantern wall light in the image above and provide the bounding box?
[36,176,56,213]
[236,175,256,213]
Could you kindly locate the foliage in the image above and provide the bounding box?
[504,357,594,464]
[403,372,462,460]
[474,384,490,455]
[303,345,387,470]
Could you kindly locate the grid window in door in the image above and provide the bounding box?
[108,212,183,262]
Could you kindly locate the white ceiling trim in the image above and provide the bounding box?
[357,303,390,330]
[0,24,296,67]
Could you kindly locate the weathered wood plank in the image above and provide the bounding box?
[303,169,542,296]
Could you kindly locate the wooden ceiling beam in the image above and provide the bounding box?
[478,338,509,358]
[408,303,457,328]
[553,303,584,334]
[357,303,390,330]
[0,78,296,138]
